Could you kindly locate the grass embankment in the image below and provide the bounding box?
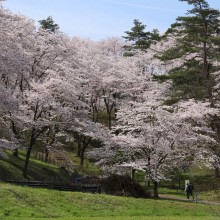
[1,150,220,219]
[0,183,220,220]
[0,151,74,181]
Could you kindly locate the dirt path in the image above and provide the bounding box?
[159,194,220,206]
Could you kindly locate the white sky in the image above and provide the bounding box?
[3,0,220,40]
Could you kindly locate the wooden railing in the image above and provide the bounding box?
[4,180,101,193]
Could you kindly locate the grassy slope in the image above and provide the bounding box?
[1,150,220,220]
[0,151,75,182]
[0,183,220,220]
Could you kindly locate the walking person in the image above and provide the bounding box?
[185,182,194,199]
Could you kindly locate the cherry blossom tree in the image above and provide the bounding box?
[20,31,92,176]
[0,5,89,175]
[89,58,218,196]
[1,2,220,187]
[95,100,217,197]
[0,7,36,156]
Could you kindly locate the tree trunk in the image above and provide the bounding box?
[80,137,92,166]
[12,148,18,157]
[80,150,85,166]
[131,168,135,180]
[153,181,159,198]
[107,110,112,130]
[10,116,19,157]
[147,157,151,187]
[44,136,55,162]
[77,142,82,157]
[103,95,115,130]
[23,144,33,178]
[203,42,214,106]
[203,42,209,80]
[214,167,220,178]
[23,128,36,178]
[91,102,99,123]
[45,149,49,163]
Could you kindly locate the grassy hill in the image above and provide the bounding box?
[0,147,103,181]
[0,182,220,220]
[0,150,76,182]
[1,149,220,220]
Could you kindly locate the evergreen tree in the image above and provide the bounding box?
[158,0,220,103]
[38,16,59,32]
[123,19,160,56]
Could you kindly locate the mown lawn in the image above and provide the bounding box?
[0,183,220,220]
[25,217,220,220]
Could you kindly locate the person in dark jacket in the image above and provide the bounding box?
[185,182,194,199]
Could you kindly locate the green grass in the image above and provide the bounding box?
[158,187,186,197]
[68,153,102,176]
[23,217,220,220]
[0,183,220,220]
[1,150,220,220]
[0,151,74,181]
[199,190,220,202]
[158,187,220,203]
